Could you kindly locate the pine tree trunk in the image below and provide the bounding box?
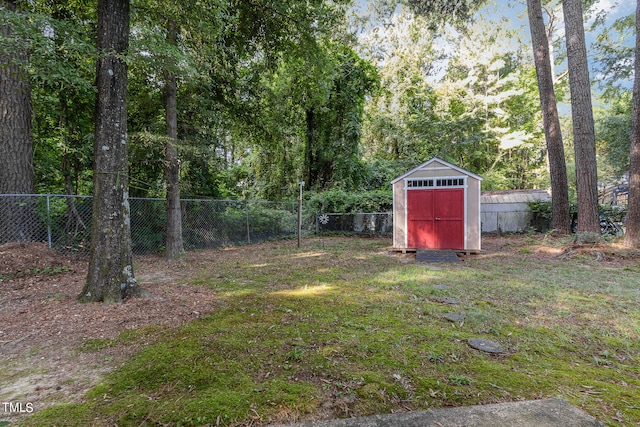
[562,0,600,237]
[0,0,36,243]
[625,0,640,248]
[79,0,138,303]
[164,20,184,261]
[526,0,571,234]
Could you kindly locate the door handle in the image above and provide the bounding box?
[435,217,441,221]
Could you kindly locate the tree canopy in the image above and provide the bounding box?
[1,0,635,229]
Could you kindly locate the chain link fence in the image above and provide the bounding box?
[313,213,393,235]
[0,194,297,255]
[1,194,574,256]
[314,211,555,236]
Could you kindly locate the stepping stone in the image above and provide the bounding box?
[433,285,450,290]
[468,338,504,354]
[443,313,465,322]
[419,265,442,271]
[433,297,460,305]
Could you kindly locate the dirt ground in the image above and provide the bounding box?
[0,242,218,424]
[1,235,638,424]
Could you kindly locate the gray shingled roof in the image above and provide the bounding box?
[481,190,550,204]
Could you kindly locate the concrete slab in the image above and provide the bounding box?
[270,398,604,427]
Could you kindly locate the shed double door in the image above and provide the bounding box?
[407,189,464,250]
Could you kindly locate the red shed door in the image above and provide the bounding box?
[407,189,464,249]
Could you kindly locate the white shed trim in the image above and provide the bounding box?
[391,157,483,185]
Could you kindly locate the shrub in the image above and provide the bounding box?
[528,200,627,232]
[305,189,392,214]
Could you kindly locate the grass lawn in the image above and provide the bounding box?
[21,235,640,426]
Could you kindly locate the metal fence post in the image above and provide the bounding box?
[297,182,304,248]
[245,202,251,244]
[46,194,52,249]
[293,202,297,236]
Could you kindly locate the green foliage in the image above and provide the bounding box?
[179,201,296,250]
[129,198,166,254]
[591,13,635,96]
[123,0,356,201]
[305,188,392,213]
[6,2,99,195]
[247,204,297,240]
[369,0,486,30]
[600,204,627,223]
[6,0,631,228]
[528,200,554,225]
[480,169,517,191]
[528,200,628,232]
[447,374,473,386]
[304,44,380,192]
[528,200,578,222]
[127,133,166,197]
[362,158,412,191]
[360,12,546,190]
[595,90,632,177]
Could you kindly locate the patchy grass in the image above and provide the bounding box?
[78,326,169,353]
[20,236,640,426]
[0,266,70,280]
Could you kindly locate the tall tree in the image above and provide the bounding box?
[79,0,138,303]
[305,46,379,191]
[163,18,184,260]
[562,0,600,236]
[527,0,571,234]
[624,0,640,248]
[0,0,36,242]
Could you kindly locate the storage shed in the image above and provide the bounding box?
[392,158,482,251]
[481,189,551,233]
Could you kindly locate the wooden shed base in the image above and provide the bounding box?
[392,248,482,256]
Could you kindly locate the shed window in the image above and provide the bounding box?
[407,178,464,188]
[408,177,464,188]
[435,178,464,187]
[407,179,434,188]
